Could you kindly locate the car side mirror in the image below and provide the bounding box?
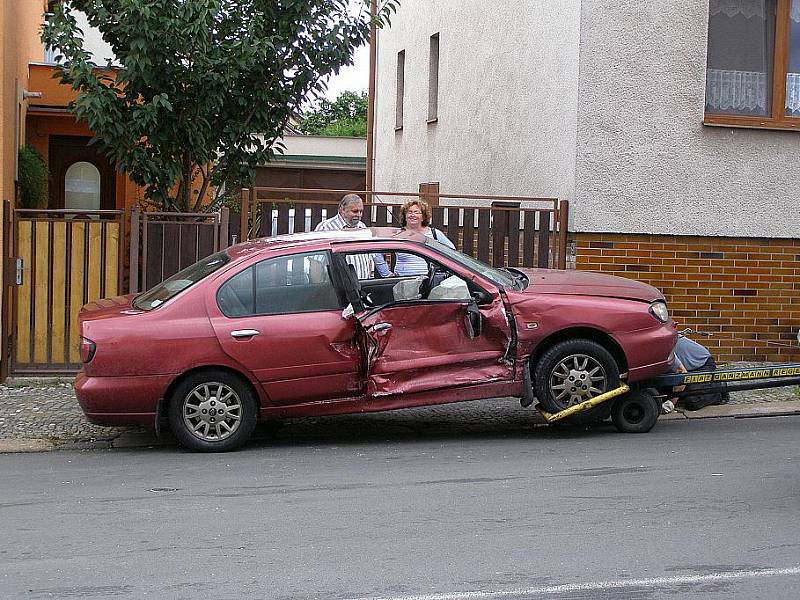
[464,301,483,339]
[472,290,491,305]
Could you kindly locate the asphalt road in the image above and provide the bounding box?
[1,413,799,599]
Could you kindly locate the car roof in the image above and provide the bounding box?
[225,227,426,260]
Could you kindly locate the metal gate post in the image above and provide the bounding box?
[219,207,230,249]
[239,188,250,242]
[129,205,140,294]
[557,199,569,270]
[1,200,13,381]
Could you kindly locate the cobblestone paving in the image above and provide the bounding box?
[0,378,137,443]
[0,363,797,444]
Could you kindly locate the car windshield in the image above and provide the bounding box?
[423,237,524,289]
[133,251,230,311]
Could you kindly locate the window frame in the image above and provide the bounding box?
[395,49,405,131]
[427,33,440,124]
[704,0,800,131]
[215,250,344,318]
[348,253,479,316]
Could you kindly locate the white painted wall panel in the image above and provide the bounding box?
[574,0,800,237]
[374,0,582,203]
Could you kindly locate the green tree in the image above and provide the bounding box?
[42,0,396,212]
[299,90,368,137]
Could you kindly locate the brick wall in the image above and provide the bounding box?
[573,233,800,363]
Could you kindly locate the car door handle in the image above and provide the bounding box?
[231,329,260,339]
[367,323,392,333]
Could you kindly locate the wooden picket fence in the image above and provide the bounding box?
[238,186,569,269]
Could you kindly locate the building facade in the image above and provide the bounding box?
[374,0,800,361]
[1,5,155,377]
[0,0,50,377]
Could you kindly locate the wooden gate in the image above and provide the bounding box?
[128,207,229,293]
[11,209,124,374]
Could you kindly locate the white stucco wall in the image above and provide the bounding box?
[373,0,582,202]
[279,134,365,158]
[573,0,800,237]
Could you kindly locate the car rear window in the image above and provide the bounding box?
[133,251,230,311]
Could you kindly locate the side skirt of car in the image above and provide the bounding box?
[258,380,526,419]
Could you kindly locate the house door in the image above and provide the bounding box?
[48,136,117,211]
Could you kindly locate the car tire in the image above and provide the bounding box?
[168,370,258,452]
[611,389,659,434]
[533,339,620,415]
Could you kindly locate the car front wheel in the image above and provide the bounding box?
[168,370,257,452]
[533,339,620,415]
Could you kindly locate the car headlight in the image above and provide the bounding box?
[649,300,669,323]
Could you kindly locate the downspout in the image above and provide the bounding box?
[366,0,377,195]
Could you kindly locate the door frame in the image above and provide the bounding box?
[331,241,516,398]
[48,135,117,211]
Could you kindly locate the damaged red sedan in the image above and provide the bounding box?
[75,228,677,451]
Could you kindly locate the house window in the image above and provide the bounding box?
[705,0,800,129]
[428,33,439,123]
[64,161,101,211]
[396,50,405,130]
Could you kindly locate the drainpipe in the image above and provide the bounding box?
[366,0,377,196]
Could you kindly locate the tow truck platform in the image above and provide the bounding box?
[538,363,800,434]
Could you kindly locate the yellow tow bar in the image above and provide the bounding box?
[536,383,631,423]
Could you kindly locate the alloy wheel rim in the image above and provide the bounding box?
[182,382,242,442]
[549,353,608,407]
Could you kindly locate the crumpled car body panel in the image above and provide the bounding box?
[357,296,514,397]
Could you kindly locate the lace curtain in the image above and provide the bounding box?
[706,69,800,112]
[788,73,800,112]
[709,0,800,22]
[706,69,768,112]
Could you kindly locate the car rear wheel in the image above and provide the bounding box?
[533,339,620,415]
[168,370,257,452]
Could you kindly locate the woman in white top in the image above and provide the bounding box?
[373,200,455,277]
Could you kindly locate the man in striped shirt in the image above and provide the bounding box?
[314,194,373,279]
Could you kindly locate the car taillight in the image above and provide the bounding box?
[80,337,96,363]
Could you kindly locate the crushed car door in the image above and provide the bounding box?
[355,295,514,398]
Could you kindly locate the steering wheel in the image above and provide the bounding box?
[419,262,437,298]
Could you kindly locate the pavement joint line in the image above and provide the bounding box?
[345,565,800,600]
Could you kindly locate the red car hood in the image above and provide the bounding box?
[517,269,663,302]
[79,294,141,321]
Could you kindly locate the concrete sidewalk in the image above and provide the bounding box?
[1,369,798,453]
